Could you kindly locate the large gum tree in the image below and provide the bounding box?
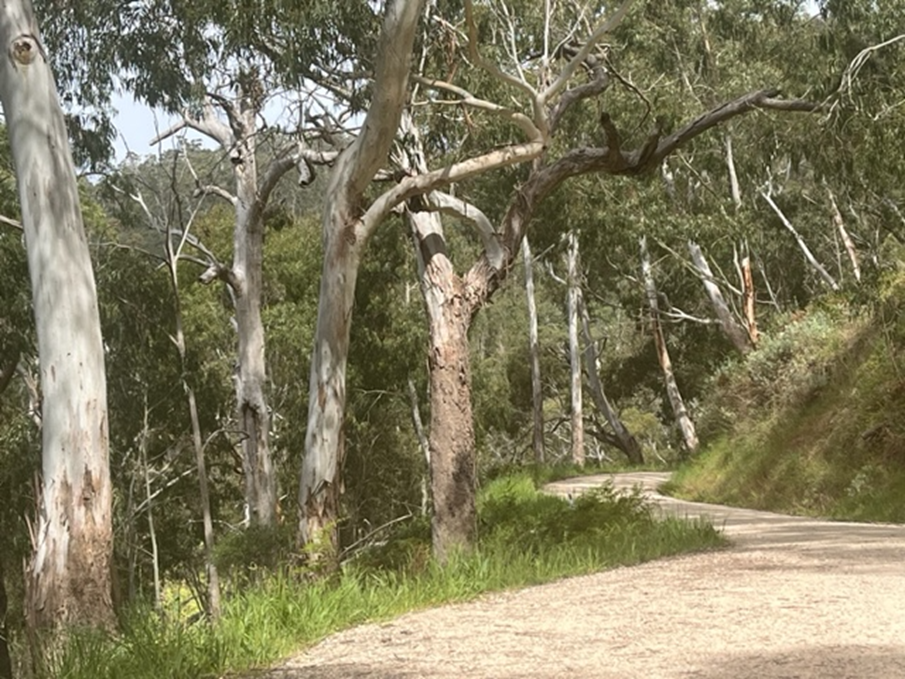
[0,0,114,630]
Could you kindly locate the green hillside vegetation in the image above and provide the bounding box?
[666,273,905,524]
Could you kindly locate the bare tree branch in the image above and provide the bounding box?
[423,191,505,270]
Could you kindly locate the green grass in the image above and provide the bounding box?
[42,473,723,679]
[667,284,905,524]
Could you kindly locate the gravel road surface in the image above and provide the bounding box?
[259,472,905,678]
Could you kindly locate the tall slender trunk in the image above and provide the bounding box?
[725,134,742,210]
[687,241,752,354]
[406,378,431,515]
[0,553,10,679]
[233,129,276,527]
[139,402,161,611]
[0,2,114,631]
[566,231,584,465]
[165,224,221,620]
[579,297,643,464]
[740,251,759,347]
[640,237,698,453]
[521,237,545,464]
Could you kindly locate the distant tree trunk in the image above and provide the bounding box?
[579,297,643,464]
[522,237,545,464]
[139,402,162,611]
[640,237,698,453]
[827,188,861,283]
[740,250,759,347]
[299,0,425,552]
[566,230,584,465]
[762,192,840,291]
[687,241,753,354]
[725,134,742,210]
[163,222,221,621]
[406,378,431,515]
[0,1,114,631]
[0,554,11,679]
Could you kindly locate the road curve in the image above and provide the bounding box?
[262,472,905,678]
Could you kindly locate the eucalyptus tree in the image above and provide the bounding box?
[395,0,820,552]
[0,0,114,630]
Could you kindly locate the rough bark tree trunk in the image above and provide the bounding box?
[579,297,643,464]
[566,230,584,465]
[522,237,545,464]
[417,218,477,562]
[0,0,114,631]
[402,110,478,561]
[640,237,698,453]
[687,241,753,354]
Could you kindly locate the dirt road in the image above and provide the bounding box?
[262,472,905,678]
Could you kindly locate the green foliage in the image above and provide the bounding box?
[670,272,905,522]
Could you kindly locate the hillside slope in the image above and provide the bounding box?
[667,284,905,523]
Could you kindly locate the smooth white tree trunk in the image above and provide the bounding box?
[0,0,114,631]
[522,237,545,464]
[566,230,584,466]
[299,0,426,552]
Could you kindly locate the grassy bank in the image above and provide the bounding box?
[666,285,905,523]
[43,474,722,679]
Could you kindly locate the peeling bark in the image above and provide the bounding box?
[0,0,114,631]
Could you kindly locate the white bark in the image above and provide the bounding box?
[761,192,840,291]
[725,135,742,210]
[0,0,113,630]
[640,237,698,453]
[566,230,584,466]
[299,0,426,551]
[687,241,753,354]
[522,236,545,464]
[827,188,861,283]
